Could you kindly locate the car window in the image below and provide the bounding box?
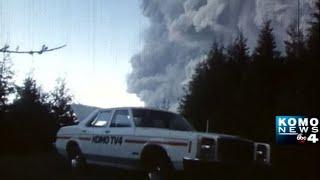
[132,109,169,129]
[89,111,112,127]
[132,109,194,131]
[110,110,131,128]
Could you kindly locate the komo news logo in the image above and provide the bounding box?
[276,116,319,144]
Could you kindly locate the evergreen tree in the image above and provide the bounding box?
[253,20,279,63]
[9,76,56,152]
[0,53,14,112]
[14,76,45,105]
[250,21,281,141]
[227,33,250,64]
[224,33,251,134]
[179,43,227,131]
[0,53,15,154]
[207,42,226,68]
[179,61,210,131]
[284,22,307,61]
[50,78,77,127]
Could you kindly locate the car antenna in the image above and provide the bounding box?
[206,119,209,133]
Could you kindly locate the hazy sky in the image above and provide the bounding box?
[0,0,146,108]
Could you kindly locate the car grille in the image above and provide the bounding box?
[217,138,254,163]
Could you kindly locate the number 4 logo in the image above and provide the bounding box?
[307,134,319,143]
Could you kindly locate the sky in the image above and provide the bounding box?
[0,0,147,108]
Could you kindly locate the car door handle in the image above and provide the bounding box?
[81,129,87,133]
[105,130,110,134]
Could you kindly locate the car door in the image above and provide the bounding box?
[99,108,135,167]
[79,110,113,164]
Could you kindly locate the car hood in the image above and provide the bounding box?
[190,131,254,142]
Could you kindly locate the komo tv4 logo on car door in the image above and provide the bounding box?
[275,116,319,144]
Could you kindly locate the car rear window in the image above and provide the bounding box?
[132,109,194,131]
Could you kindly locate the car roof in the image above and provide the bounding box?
[80,107,178,125]
[98,107,176,114]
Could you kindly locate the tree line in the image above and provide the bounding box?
[179,0,319,178]
[179,0,319,142]
[0,56,76,154]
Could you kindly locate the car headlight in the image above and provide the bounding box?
[197,137,216,160]
[255,143,271,164]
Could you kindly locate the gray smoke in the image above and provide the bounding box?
[127,0,315,111]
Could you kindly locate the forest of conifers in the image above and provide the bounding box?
[179,1,319,178]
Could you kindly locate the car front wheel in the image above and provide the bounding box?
[67,145,86,175]
[146,156,173,180]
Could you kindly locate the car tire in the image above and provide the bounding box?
[146,154,174,180]
[67,144,86,175]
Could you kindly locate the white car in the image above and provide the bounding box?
[55,107,270,179]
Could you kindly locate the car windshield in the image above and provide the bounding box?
[132,109,195,131]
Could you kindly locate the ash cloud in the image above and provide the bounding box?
[128,0,315,111]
